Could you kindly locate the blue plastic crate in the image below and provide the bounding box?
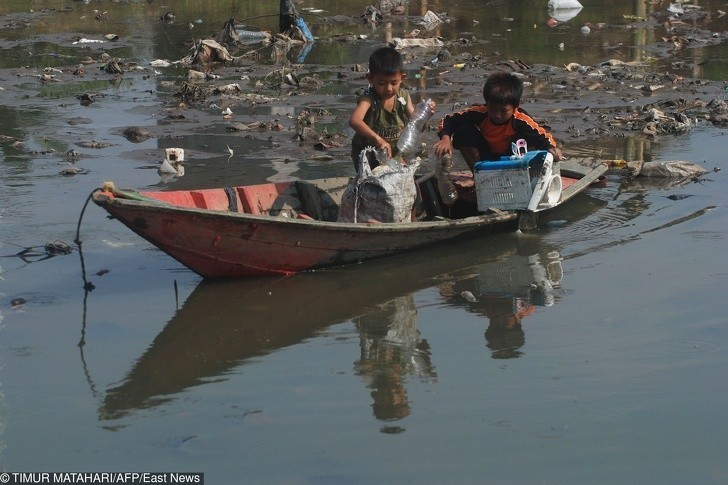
[474,151,552,211]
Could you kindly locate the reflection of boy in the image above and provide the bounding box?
[434,71,562,171]
[438,278,536,359]
[353,295,435,421]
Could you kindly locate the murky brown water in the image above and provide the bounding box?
[1,0,727,482]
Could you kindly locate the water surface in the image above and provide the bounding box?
[1,0,727,482]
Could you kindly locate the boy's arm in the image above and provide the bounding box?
[434,105,485,157]
[404,91,415,119]
[348,96,391,155]
[437,105,486,139]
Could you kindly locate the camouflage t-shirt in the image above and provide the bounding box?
[351,86,411,163]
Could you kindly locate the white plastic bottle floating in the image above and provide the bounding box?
[435,154,458,205]
[397,98,433,156]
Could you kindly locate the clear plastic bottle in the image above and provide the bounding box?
[235,29,269,40]
[397,98,433,156]
[436,153,458,205]
[374,148,400,170]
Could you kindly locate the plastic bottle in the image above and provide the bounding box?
[397,98,433,156]
[294,17,315,43]
[436,153,458,205]
[235,29,269,40]
[375,148,399,170]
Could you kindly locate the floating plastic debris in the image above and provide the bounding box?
[72,38,105,44]
[159,148,185,177]
[548,0,583,22]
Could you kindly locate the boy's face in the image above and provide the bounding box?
[367,71,406,100]
[486,102,516,126]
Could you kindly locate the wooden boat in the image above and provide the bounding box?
[91,160,607,278]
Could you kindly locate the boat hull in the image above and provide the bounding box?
[97,198,519,277]
[92,161,607,278]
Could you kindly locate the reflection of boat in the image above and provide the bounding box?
[91,161,607,278]
[99,243,481,420]
[98,198,605,421]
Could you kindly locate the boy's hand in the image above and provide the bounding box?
[376,139,393,158]
[548,147,562,162]
[433,136,452,158]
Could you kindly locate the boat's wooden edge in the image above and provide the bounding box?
[95,191,521,230]
[93,187,167,203]
[560,161,608,203]
[560,158,606,177]
[93,161,605,228]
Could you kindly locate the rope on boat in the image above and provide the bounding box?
[75,187,106,290]
[75,181,145,246]
[352,182,360,223]
[75,187,104,246]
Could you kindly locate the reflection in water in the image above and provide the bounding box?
[354,295,435,423]
[89,187,615,429]
[271,37,314,65]
[440,250,564,359]
[91,189,611,427]
[93,238,531,423]
[95,240,570,427]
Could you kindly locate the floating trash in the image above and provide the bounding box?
[461,291,477,303]
[72,38,105,45]
[158,148,185,177]
[44,240,72,255]
[123,126,151,143]
[59,165,90,176]
[548,0,583,22]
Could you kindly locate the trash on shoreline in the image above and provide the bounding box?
[391,37,444,49]
[212,84,242,95]
[183,39,235,65]
[420,11,443,31]
[215,18,273,46]
[280,0,315,42]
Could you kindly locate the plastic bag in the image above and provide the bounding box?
[638,161,707,178]
[338,147,420,223]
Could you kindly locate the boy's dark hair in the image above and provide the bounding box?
[368,47,404,75]
[482,71,524,107]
